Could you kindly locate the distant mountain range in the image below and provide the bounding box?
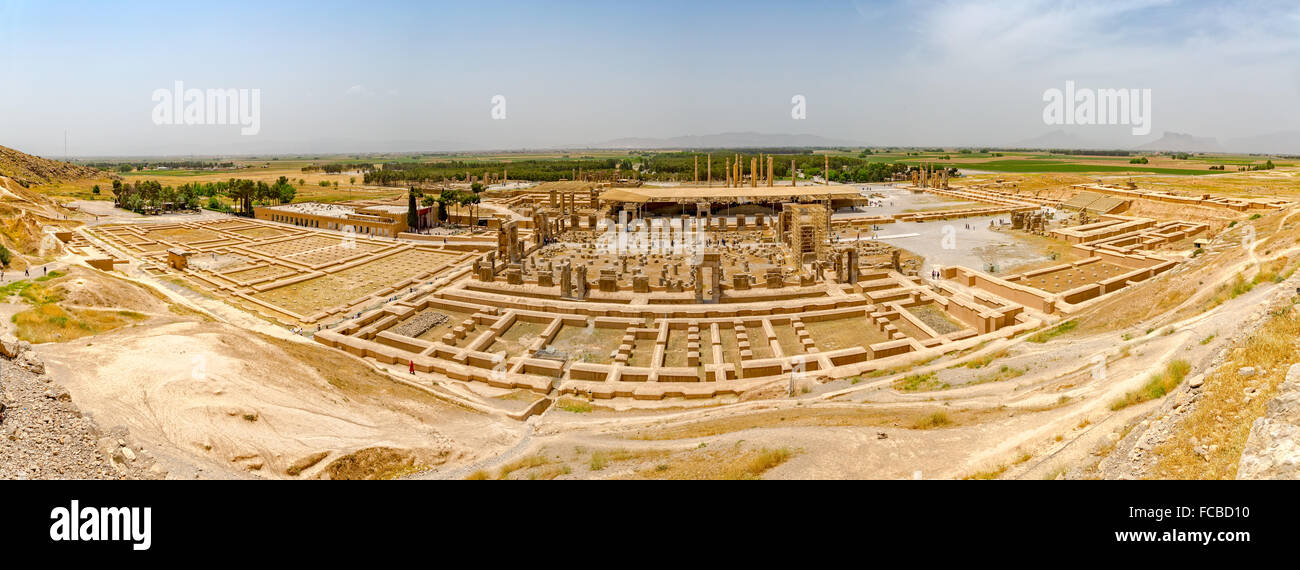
[1010,129,1300,155]
[1135,132,1221,153]
[587,132,860,149]
[1008,130,1102,150]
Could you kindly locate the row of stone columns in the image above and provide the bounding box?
[714,153,783,188]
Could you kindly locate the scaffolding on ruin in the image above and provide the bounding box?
[781,203,830,263]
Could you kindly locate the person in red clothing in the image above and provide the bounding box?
[409,360,415,375]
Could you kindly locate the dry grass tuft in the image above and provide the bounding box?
[625,446,794,480]
[895,371,947,392]
[1110,359,1192,411]
[1151,309,1300,479]
[12,304,145,344]
[911,411,952,430]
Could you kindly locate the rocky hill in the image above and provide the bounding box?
[0,144,101,187]
[1,336,162,479]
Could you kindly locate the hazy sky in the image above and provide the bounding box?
[1,0,1298,157]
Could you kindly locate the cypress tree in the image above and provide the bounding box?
[407,188,419,229]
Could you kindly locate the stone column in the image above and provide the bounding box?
[692,265,704,303]
[711,266,721,303]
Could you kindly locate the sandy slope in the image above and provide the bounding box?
[35,319,515,479]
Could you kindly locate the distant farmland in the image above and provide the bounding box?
[920,159,1223,176]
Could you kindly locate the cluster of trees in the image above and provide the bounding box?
[110,176,296,215]
[85,160,235,172]
[826,162,916,183]
[1247,160,1275,171]
[302,163,375,174]
[1130,157,1149,164]
[1047,149,1131,156]
[364,158,624,186]
[407,187,482,228]
[222,176,297,215]
[111,179,202,212]
[622,151,908,183]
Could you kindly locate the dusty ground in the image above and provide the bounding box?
[1,346,160,480]
[35,317,513,479]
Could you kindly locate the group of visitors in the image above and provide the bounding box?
[0,264,47,284]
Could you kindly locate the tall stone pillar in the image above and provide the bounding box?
[751,157,758,188]
[576,265,588,300]
[711,267,721,303]
[791,159,797,186]
[692,265,704,303]
[560,263,572,298]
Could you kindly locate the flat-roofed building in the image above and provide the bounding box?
[254,202,430,237]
